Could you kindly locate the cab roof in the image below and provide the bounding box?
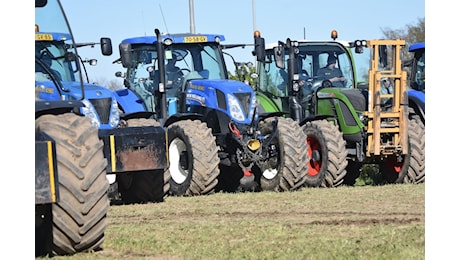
[122,33,225,45]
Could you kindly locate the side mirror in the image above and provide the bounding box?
[253,31,266,62]
[100,37,113,56]
[119,43,133,68]
[274,43,285,69]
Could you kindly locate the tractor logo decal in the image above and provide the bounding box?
[186,93,205,106]
[35,85,54,94]
[189,83,205,91]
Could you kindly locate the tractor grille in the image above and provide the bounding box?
[89,98,111,124]
[216,90,227,110]
[234,92,252,117]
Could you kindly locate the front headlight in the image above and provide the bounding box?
[227,93,245,122]
[109,98,120,128]
[81,99,100,128]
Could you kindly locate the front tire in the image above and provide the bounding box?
[36,114,109,256]
[168,120,220,196]
[303,120,347,187]
[258,117,309,191]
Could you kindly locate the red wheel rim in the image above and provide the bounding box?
[307,136,321,177]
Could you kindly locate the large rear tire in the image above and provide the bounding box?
[36,114,109,256]
[168,120,220,196]
[258,117,309,191]
[380,119,425,184]
[303,120,347,187]
[116,118,169,204]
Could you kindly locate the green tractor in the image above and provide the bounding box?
[253,31,425,186]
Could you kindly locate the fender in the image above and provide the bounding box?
[408,89,425,122]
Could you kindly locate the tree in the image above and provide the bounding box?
[90,77,124,90]
[228,62,258,88]
[381,17,425,60]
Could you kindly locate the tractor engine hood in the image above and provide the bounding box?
[185,79,257,124]
[35,80,120,129]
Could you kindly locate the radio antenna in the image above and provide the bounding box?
[159,4,169,34]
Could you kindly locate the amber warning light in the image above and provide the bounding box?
[331,30,338,40]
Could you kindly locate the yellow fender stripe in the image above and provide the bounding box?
[47,141,56,202]
[110,135,116,172]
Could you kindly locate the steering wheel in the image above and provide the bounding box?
[167,68,192,90]
[321,79,333,88]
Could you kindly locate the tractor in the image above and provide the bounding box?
[253,31,425,186]
[35,0,109,256]
[35,1,169,206]
[113,29,314,196]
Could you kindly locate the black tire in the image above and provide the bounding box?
[380,119,425,184]
[403,119,425,184]
[36,114,109,256]
[303,120,347,187]
[168,120,220,196]
[257,117,309,191]
[116,118,169,204]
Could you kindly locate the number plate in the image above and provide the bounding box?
[35,34,53,41]
[184,36,207,43]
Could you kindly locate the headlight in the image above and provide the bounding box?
[109,98,120,128]
[227,93,245,122]
[81,99,100,128]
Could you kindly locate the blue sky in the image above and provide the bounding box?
[59,0,425,86]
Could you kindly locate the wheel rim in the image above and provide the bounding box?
[262,167,278,180]
[307,136,321,177]
[169,137,189,184]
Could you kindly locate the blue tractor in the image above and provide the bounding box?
[113,29,312,195]
[35,0,109,256]
[406,42,425,126]
[35,15,169,204]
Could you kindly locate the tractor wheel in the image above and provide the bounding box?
[36,114,109,256]
[116,118,169,203]
[258,117,309,191]
[403,119,425,183]
[168,120,220,196]
[303,120,347,187]
[380,118,425,184]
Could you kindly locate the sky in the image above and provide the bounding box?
[59,0,425,87]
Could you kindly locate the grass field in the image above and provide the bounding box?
[47,183,425,260]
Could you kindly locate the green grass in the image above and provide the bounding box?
[47,184,425,260]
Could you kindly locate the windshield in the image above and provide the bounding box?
[35,0,82,84]
[349,47,371,85]
[126,42,227,112]
[258,42,355,97]
[413,50,425,92]
[35,38,78,82]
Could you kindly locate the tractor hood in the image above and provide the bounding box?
[35,80,113,100]
[35,80,120,129]
[185,79,257,124]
